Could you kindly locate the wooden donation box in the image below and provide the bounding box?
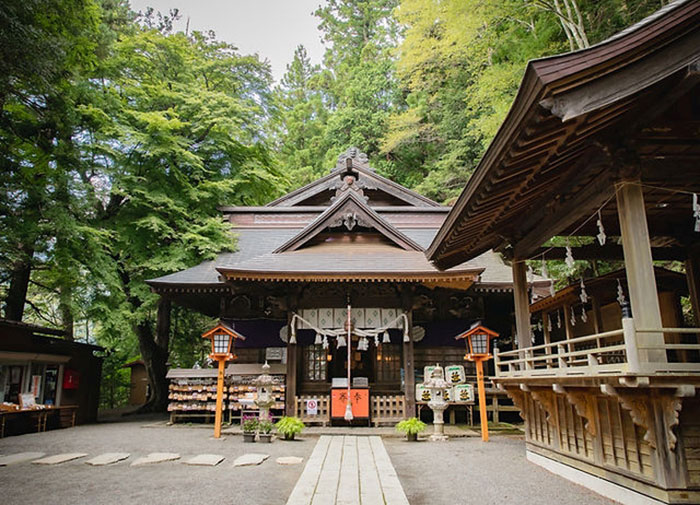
[330,379,369,420]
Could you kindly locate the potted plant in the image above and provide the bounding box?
[395,417,426,441]
[258,419,274,443]
[242,415,258,442]
[275,416,305,441]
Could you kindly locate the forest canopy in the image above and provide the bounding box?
[0,0,668,409]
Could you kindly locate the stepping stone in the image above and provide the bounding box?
[130,452,180,466]
[277,456,304,465]
[86,453,130,466]
[32,453,88,465]
[0,452,45,466]
[233,453,269,467]
[183,454,225,466]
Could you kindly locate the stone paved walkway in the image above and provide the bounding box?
[286,436,409,505]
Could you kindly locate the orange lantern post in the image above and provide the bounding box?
[455,324,499,442]
[202,322,245,438]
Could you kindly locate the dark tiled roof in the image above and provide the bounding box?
[147,227,548,287]
[217,241,483,281]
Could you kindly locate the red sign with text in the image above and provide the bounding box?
[331,388,369,419]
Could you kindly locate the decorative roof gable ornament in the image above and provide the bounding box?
[334,146,372,172]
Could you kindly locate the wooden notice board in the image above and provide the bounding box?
[330,388,369,419]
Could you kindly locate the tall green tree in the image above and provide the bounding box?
[271,45,329,186]
[85,19,283,410]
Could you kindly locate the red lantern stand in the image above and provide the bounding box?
[202,323,245,438]
[455,324,499,442]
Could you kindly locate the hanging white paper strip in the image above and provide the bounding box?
[596,210,606,246]
[617,279,626,306]
[579,278,589,304]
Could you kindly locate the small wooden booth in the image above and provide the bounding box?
[0,319,103,437]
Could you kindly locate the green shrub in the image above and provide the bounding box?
[242,416,259,433]
[259,419,273,434]
[395,417,426,435]
[275,416,305,439]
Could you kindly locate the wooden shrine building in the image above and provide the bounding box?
[428,1,700,504]
[148,147,548,425]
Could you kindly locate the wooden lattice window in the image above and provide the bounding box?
[376,344,401,383]
[303,345,328,382]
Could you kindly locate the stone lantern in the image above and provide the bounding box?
[254,361,275,422]
[423,363,449,441]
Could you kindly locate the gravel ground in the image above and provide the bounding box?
[0,415,313,505]
[1,418,616,505]
[385,435,616,505]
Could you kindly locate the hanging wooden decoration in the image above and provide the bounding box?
[596,210,606,245]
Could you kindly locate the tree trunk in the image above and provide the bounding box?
[4,247,33,321]
[59,284,74,341]
[135,297,171,412]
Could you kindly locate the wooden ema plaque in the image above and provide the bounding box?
[331,388,369,419]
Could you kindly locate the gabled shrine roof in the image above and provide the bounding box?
[146,148,550,290]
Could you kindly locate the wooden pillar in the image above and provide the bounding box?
[616,180,666,363]
[685,245,700,329]
[285,311,298,415]
[542,312,552,368]
[591,297,603,333]
[403,308,416,418]
[512,261,531,352]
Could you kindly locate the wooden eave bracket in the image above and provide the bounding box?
[503,387,528,423]
[554,385,596,436]
[531,388,557,427]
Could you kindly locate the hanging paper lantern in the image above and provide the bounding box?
[336,335,346,348]
[579,278,589,304]
[596,210,606,245]
[314,332,322,345]
[382,331,390,344]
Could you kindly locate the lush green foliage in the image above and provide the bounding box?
[395,416,426,435]
[275,416,306,438]
[0,0,673,410]
[242,416,260,433]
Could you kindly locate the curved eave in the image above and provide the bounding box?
[146,281,230,294]
[216,268,483,284]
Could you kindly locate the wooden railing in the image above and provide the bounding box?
[371,395,405,427]
[494,321,700,378]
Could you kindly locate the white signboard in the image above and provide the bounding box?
[306,399,318,416]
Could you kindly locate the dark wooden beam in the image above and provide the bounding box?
[535,245,687,261]
[512,170,614,258]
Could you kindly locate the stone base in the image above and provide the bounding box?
[527,451,665,505]
[429,434,448,442]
